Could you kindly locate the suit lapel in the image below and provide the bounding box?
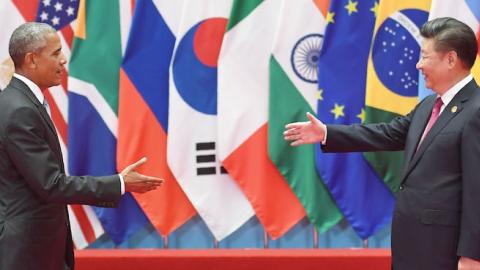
[403,96,434,169]
[9,77,63,159]
[401,80,476,183]
[10,77,59,137]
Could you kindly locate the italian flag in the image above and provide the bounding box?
[218,0,305,238]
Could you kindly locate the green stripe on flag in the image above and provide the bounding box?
[226,0,263,31]
[69,0,122,113]
[364,106,403,193]
[268,56,342,232]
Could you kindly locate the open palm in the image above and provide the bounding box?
[283,112,326,146]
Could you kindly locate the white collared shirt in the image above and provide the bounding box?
[11,73,125,194]
[438,74,473,115]
[13,73,45,105]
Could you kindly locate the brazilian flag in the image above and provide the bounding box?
[364,0,431,193]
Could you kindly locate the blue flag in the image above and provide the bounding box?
[316,0,395,239]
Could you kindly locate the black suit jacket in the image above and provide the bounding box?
[0,77,121,270]
[322,79,480,270]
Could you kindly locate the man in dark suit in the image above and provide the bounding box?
[0,23,164,270]
[284,17,480,270]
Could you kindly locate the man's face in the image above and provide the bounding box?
[33,32,66,89]
[416,38,451,93]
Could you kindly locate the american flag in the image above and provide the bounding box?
[35,0,105,249]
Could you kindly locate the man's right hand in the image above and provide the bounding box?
[284,112,327,146]
[120,157,164,193]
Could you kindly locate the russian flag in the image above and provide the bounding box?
[117,0,195,236]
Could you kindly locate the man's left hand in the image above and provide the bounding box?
[458,256,480,270]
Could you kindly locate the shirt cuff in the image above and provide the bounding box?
[321,125,327,145]
[118,174,125,195]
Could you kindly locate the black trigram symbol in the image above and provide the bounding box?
[196,142,227,176]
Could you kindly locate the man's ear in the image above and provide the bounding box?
[446,50,458,69]
[24,52,36,69]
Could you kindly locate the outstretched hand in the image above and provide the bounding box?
[458,256,480,270]
[121,157,164,193]
[283,112,327,146]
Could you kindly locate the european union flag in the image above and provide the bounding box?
[316,0,395,239]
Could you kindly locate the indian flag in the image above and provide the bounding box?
[218,0,305,239]
[268,0,342,233]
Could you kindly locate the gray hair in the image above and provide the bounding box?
[9,22,57,67]
[420,17,478,69]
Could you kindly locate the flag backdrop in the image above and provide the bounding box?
[167,0,254,241]
[316,0,395,239]
[268,0,342,234]
[218,0,306,239]
[117,0,196,237]
[418,0,480,99]
[68,0,149,245]
[364,0,431,193]
[2,0,477,247]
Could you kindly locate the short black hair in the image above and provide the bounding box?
[420,17,478,69]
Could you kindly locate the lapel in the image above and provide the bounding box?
[9,77,63,161]
[402,96,435,169]
[9,77,59,137]
[400,80,477,183]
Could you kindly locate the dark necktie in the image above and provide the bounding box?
[42,98,51,117]
[419,97,443,146]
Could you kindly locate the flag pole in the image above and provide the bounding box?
[263,230,269,248]
[313,226,319,248]
[363,239,369,248]
[163,235,169,249]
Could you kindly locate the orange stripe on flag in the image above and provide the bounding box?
[223,124,305,239]
[69,205,96,244]
[75,0,86,39]
[117,69,195,235]
[12,0,39,21]
[313,0,330,18]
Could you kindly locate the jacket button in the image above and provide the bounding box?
[399,185,404,190]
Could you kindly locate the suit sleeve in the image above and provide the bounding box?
[322,113,412,153]
[457,107,480,260]
[4,106,121,206]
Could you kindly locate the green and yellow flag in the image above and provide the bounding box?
[364,0,432,192]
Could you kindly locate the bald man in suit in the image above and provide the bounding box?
[0,22,163,270]
[285,17,480,270]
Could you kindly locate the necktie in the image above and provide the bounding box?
[419,97,443,146]
[42,98,51,117]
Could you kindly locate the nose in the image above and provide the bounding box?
[60,52,67,65]
[416,59,422,70]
